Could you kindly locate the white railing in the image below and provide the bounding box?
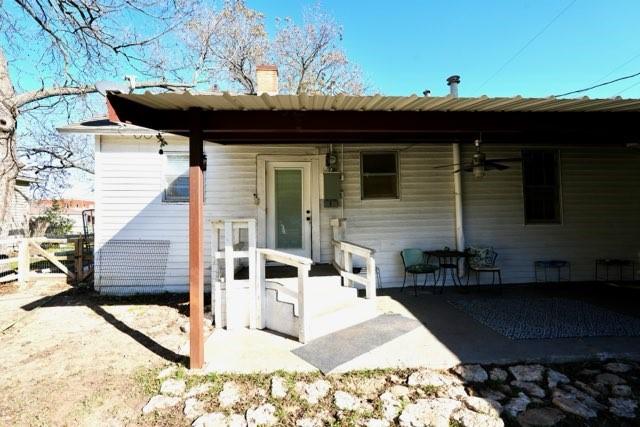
[255,248,313,343]
[331,239,377,299]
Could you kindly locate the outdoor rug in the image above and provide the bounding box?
[292,314,421,373]
[448,296,640,340]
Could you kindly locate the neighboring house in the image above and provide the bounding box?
[31,199,94,234]
[60,70,640,364]
[6,174,36,237]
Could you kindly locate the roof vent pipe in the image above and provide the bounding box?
[256,64,279,96]
[447,75,461,97]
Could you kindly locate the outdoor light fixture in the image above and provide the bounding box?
[473,165,486,179]
[202,153,207,171]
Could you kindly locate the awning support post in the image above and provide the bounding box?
[189,108,205,369]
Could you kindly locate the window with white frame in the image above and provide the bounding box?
[164,153,190,202]
[360,152,399,199]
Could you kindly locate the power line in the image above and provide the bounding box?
[553,70,640,97]
[476,0,578,91]
[590,48,640,85]
[614,78,640,96]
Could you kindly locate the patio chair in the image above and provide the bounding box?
[400,248,439,296]
[465,246,502,290]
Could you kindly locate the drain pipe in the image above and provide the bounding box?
[447,75,466,267]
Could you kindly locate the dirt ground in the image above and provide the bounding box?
[0,280,193,427]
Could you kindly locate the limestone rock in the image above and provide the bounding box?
[193,413,247,427]
[142,395,181,414]
[463,396,502,417]
[546,369,570,389]
[552,390,597,418]
[509,365,545,382]
[270,376,287,399]
[511,381,546,398]
[184,398,206,420]
[296,380,331,404]
[246,403,277,427]
[380,392,401,421]
[399,398,462,427]
[160,378,187,396]
[609,398,637,418]
[436,384,467,399]
[489,367,508,382]
[480,389,506,401]
[453,364,488,383]
[451,407,504,427]
[605,362,633,373]
[595,373,625,385]
[355,377,387,396]
[157,366,177,379]
[219,382,241,408]
[559,385,606,410]
[504,392,530,417]
[389,385,410,398]
[573,381,600,398]
[187,383,212,398]
[612,384,632,397]
[334,391,360,411]
[578,368,600,376]
[408,369,457,387]
[365,419,390,427]
[517,407,565,426]
[295,418,322,427]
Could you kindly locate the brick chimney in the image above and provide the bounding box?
[256,64,278,95]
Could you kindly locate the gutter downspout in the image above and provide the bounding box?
[447,75,466,272]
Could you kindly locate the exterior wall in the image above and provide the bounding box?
[94,136,640,293]
[7,182,30,237]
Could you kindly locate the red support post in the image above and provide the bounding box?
[189,109,205,369]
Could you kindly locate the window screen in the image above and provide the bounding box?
[164,153,189,202]
[361,152,399,199]
[522,149,561,224]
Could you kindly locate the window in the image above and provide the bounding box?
[164,153,190,202]
[522,149,561,224]
[361,152,399,199]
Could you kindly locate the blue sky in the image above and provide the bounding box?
[254,0,640,98]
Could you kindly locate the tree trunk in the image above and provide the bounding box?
[0,48,19,240]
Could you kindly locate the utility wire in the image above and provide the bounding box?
[590,48,640,85]
[477,0,578,91]
[553,70,640,97]
[614,78,640,96]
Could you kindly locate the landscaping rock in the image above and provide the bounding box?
[157,366,177,379]
[399,398,462,427]
[595,373,625,385]
[489,367,508,382]
[295,418,322,427]
[389,385,410,398]
[609,398,637,418]
[612,384,632,397]
[480,389,506,401]
[187,383,212,398]
[270,376,287,399]
[436,384,467,399]
[407,369,457,387]
[463,396,502,417]
[546,369,569,389]
[184,398,206,420]
[451,407,504,427]
[160,378,186,396]
[573,381,601,398]
[504,392,530,417]
[193,413,247,427]
[605,362,633,373]
[219,382,241,408]
[142,395,181,414]
[509,365,545,382]
[511,381,546,398]
[334,391,360,411]
[551,389,597,418]
[355,377,387,396]
[380,392,401,421]
[296,379,331,404]
[517,407,565,426]
[246,403,277,427]
[559,385,606,410]
[365,419,390,427]
[578,368,600,376]
[453,364,488,383]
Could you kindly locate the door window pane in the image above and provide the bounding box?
[275,169,303,249]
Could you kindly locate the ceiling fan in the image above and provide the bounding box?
[434,139,522,178]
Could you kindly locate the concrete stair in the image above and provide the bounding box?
[264,276,378,342]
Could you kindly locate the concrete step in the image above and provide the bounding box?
[307,298,378,342]
[265,281,357,316]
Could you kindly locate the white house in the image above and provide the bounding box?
[60,71,640,367]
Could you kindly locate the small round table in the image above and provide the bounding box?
[424,249,469,293]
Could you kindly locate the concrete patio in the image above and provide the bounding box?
[204,282,640,374]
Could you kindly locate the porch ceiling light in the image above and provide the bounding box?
[473,165,486,179]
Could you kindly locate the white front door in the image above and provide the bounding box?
[266,161,312,258]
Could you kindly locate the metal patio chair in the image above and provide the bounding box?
[401,248,439,296]
[465,246,502,290]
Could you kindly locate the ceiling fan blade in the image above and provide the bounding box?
[433,163,463,169]
[485,161,510,171]
[487,157,522,163]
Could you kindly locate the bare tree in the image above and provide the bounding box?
[0,0,195,237]
[184,1,364,95]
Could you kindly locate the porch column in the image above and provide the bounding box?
[189,108,205,369]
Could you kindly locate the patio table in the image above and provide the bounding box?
[424,249,469,293]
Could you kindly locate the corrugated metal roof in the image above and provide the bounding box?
[110,92,640,113]
[57,116,157,135]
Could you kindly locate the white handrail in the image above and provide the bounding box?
[256,248,313,343]
[332,239,377,299]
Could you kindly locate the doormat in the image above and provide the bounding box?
[292,314,421,373]
[448,296,640,340]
